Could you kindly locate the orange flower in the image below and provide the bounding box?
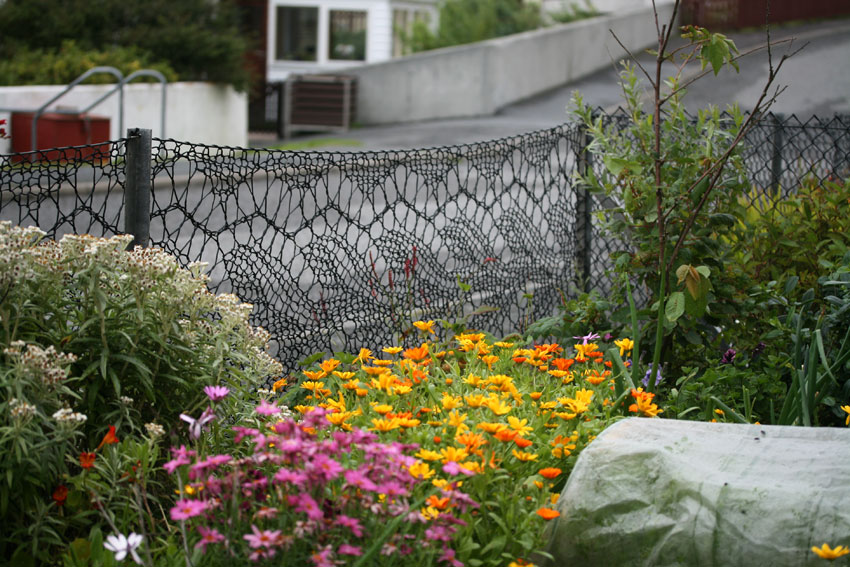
[456,432,488,451]
[493,429,518,442]
[539,467,562,479]
[426,495,451,510]
[403,344,430,362]
[536,507,560,520]
[529,392,543,401]
[514,437,533,449]
[97,425,120,450]
[52,485,68,506]
[79,452,96,469]
[550,358,575,371]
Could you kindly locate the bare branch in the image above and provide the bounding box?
[609,30,655,88]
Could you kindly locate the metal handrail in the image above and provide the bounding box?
[122,69,167,138]
[30,66,124,152]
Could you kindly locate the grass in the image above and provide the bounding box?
[264,138,365,151]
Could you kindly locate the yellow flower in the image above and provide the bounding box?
[507,416,533,436]
[439,446,469,463]
[272,378,288,392]
[413,320,436,334]
[511,449,539,462]
[485,397,512,416]
[397,416,421,427]
[476,422,507,434]
[356,348,373,364]
[319,359,340,373]
[614,337,634,357]
[841,405,850,426]
[441,392,463,410]
[574,343,599,358]
[408,461,435,480]
[447,410,469,431]
[420,506,440,520]
[302,370,327,381]
[370,418,401,432]
[464,374,484,388]
[394,385,412,395]
[494,341,514,348]
[811,544,850,560]
[294,405,316,414]
[415,448,442,461]
[481,354,499,369]
[383,346,403,355]
[372,359,395,367]
[333,371,356,380]
[373,404,393,415]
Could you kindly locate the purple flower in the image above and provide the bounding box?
[343,468,379,492]
[751,341,766,359]
[442,461,475,476]
[243,524,282,549]
[642,364,663,388]
[203,385,230,402]
[720,348,737,365]
[338,544,363,556]
[573,332,600,344]
[287,493,324,521]
[439,547,464,567]
[170,498,207,521]
[336,515,364,537]
[179,407,216,440]
[603,332,614,341]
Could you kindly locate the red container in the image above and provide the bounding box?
[11,112,110,161]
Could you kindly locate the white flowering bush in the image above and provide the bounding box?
[0,222,283,563]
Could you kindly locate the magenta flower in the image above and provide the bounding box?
[287,493,323,521]
[180,407,216,440]
[343,468,378,492]
[442,461,474,476]
[232,425,260,443]
[163,445,197,474]
[311,546,335,567]
[338,544,362,556]
[204,385,230,402]
[170,498,207,521]
[439,547,463,567]
[306,454,344,482]
[243,524,282,549]
[336,514,364,537]
[255,399,280,416]
[194,526,225,553]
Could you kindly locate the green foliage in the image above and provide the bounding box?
[573,63,751,373]
[732,176,850,294]
[0,0,251,88]
[403,0,544,52]
[524,289,613,342]
[0,223,282,562]
[0,40,178,87]
[548,1,600,24]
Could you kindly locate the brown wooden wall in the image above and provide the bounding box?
[681,0,850,29]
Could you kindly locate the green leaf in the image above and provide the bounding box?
[298,352,326,367]
[603,156,638,176]
[695,265,710,278]
[665,292,685,322]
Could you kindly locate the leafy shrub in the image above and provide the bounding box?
[0,40,177,86]
[0,223,282,563]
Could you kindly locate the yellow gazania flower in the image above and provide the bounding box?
[538,401,558,410]
[324,392,347,413]
[574,343,599,358]
[383,346,403,355]
[356,348,373,364]
[408,461,436,480]
[550,493,559,505]
[394,385,412,395]
[476,422,507,435]
[457,332,485,343]
[420,506,440,521]
[373,404,393,415]
[487,374,513,387]
[481,354,499,369]
[494,341,514,348]
[439,446,469,463]
[325,412,353,430]
[413,320,436,334]
[463,393,486,408]
[364,365,392,377]
[441,392,463,410]
[529,391,543,401]
[485,397,512,416]
[840,405,850,426]
[371,372,398,393]
[511,449,539,462]
[476,342,492,355]
[319,359,340,373]
[397,417,421,428]
[355,388,369,397]
[553,411,577,421]
[459,460,483,474]
[447,410,469,431]
[341,381,359,391]
[294,405,316,414]
[303,370,327,381]
[456,338,477,352]
[301,381,325,393]
[533,480,544,490]
[372,359,395,367]
[507,416,533,436]
[811,544,850,560]
[464,374,484,387]
[333,371,356,380]
[370,418,401,432]
[415,448,443,461]
[614,337,634,357]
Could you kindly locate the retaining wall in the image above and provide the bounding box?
[347,2,675,125]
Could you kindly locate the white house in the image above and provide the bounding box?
[260,0,439,82]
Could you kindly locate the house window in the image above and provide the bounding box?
[329,10,367,61]
[275,6,319,61]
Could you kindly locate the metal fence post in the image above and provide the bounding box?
[769,113,785,197]
[575,125,593,292]
[124,128,151,248]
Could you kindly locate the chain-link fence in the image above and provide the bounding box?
[2,112,849,379]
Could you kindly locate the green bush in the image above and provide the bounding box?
[0,222,282,563]
[0,40,177,86]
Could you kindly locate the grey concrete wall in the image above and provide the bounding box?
[347,3,676,125]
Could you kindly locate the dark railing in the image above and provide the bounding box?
[2,112,849,382]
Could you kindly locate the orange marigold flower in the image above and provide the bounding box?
[529,392,543,401]
[79,452,96,469]
[319,359,340,373]
[514,437,533,449]
[426,495,451,510]
[403,344,430,362]
[536,507,560,520]
[52,485,68,506]
[413,320,436,334]
[550,358,575,371]
[494,429,518,442]
[539,467,562,479]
